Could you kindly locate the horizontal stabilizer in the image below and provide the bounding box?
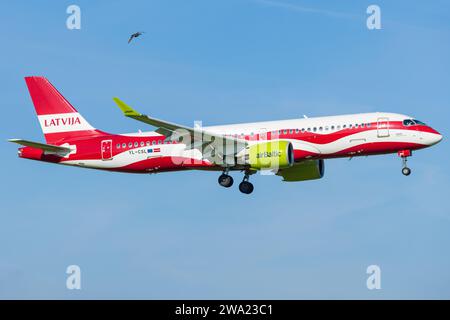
[8,139,71,153]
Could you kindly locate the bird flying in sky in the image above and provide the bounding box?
[128,32,145,44]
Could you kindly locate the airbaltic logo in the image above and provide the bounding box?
[256,151,282,159]
[38,112,93,133]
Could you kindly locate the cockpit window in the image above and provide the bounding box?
[403,119,427,126]
[413,119,426,125]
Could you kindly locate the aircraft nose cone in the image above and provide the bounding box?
[427,127,443,145]
[430,132,443,145]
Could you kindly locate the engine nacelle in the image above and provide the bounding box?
[276,159,325,182]
[239,140,294,170]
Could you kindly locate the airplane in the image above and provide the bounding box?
[9,76,443,194]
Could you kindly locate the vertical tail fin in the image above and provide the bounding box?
[25,76,102,143]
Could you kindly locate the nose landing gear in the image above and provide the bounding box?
[402,166,411,176]
[398,150,412,176]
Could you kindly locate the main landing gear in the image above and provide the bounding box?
[218,169,234,188]
[398,150,412,176]
[217,170,254,194]
[238,173,254,195]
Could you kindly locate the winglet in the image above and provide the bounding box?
[113,97,141,116]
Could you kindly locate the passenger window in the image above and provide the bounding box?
[319,127,323,131]
[134,142,138,147]
[343,125,347,129]
[367,123,371,127]
[289,129,293,134]
[158,140,162,144]
[325,126,329,131]
[331,126,335,130]
[307,128,311,132]
[301,128,305,133]
[146,141,150,146]
[140,141,144,147]
[128,142,133,148]
[295,129,299,133]
[313,127,317,132]
[122,143,126,148]
[152,140,156,145]
[283,130,287,134]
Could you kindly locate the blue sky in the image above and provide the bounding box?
[0,0,449,299]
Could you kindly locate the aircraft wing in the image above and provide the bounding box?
[113,98,248,162]
[8,139,71,153]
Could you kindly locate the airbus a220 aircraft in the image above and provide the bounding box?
[9,77,442,194]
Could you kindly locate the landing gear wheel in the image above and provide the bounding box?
[400,154,412,176]
[402,167,411,176]
[239,181,254,194]
[218,174,233,187]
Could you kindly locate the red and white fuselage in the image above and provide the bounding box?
[12,77,442,190]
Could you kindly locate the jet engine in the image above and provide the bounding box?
[276,159,325,182]
[238,140,294,170]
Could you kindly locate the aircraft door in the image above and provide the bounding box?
[377,117,390,138]
[101,140,113,160]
